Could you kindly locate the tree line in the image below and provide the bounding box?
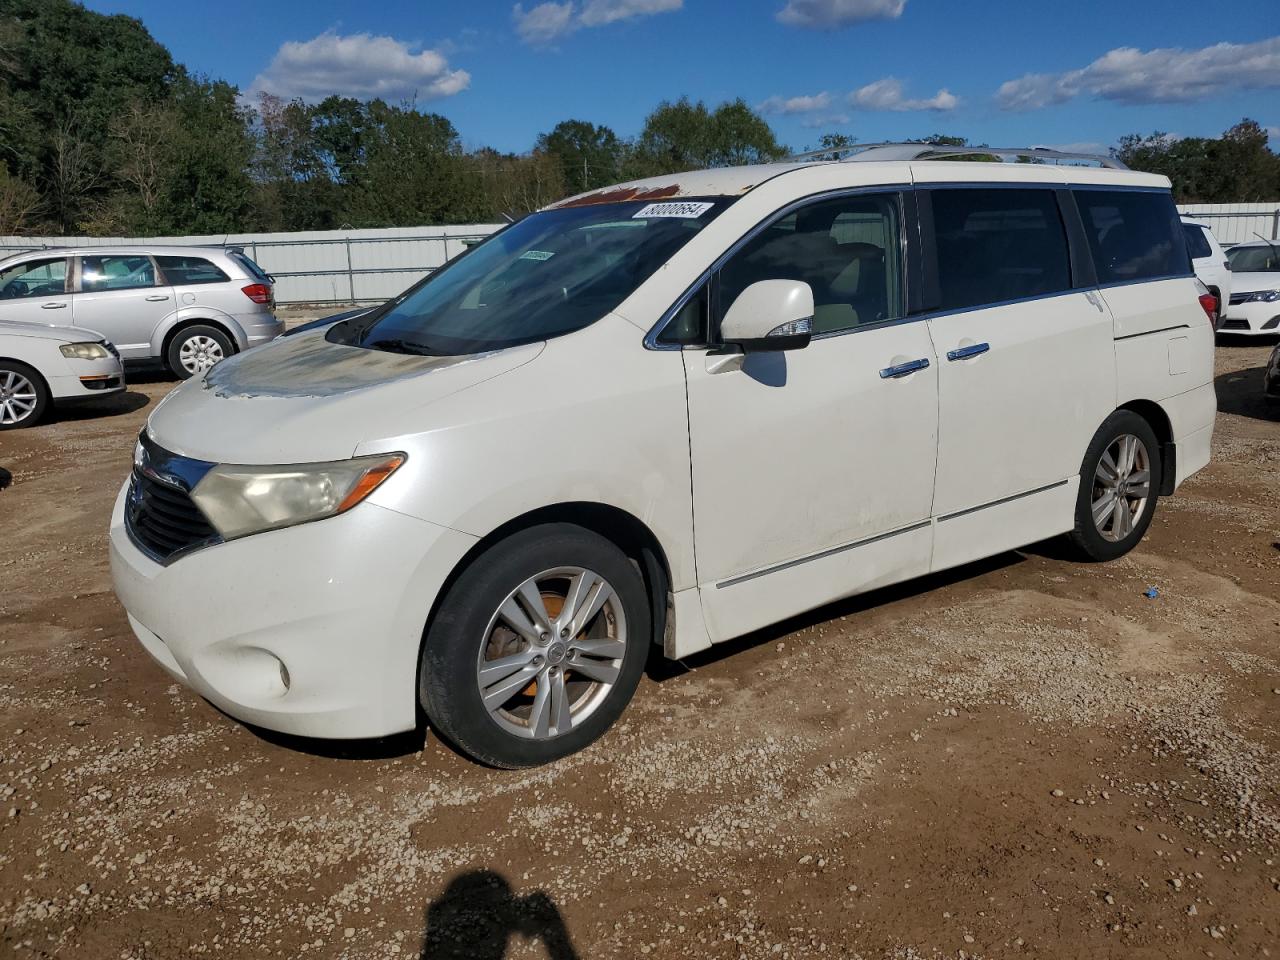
[1,0,1277,238]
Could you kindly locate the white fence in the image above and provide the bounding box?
[0,224,503,306]
[1177,203,1280,245]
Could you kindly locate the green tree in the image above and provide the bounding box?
[631,97,787,176]
[1115,119,1280,202]
[535,119,625,196]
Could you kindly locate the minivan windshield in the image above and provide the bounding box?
[1227,245,1280,273]
[333,199,729,355]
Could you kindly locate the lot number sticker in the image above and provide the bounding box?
[633,201,714,219]
[519,250,555,261]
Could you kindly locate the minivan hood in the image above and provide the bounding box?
[145,329,543,464]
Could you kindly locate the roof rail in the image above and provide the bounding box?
[789,141,1127,170]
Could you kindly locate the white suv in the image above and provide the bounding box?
[0,246,282,378]
[1180,216,1231,326]
[109,145,1216,767]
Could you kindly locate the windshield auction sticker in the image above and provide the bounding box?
[519,250,555,261]
[632,201,715,219]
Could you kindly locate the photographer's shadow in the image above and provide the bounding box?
[420,870,579,960]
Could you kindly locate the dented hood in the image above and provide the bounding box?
[145,328,543,464]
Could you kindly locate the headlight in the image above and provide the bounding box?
[1240,290,1280,303]
[60,341,111,360]
[190,453,405,540]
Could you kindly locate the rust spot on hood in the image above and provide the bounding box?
[555,183,681,208]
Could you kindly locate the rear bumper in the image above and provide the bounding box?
[109,484,478,739]
[238,314,285,349]
[1161,381,1216,489]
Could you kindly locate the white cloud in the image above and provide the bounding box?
[1266,125,1280,145]
[249,32,469,102]
[514,0,681,46]
[996,36,1280,111]
[849,77,957,112]
[758,92,833,115]
[579,0,682,27]
[777,0,905,29]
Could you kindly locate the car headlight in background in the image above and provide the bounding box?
[1238,290,1280,303]
[60,341,112,360]
[190,453,406,540]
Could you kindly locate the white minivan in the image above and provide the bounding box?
[109,145,1216,767]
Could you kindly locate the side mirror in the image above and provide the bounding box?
[719,280,814,353]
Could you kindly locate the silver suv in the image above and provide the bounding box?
[0,246,283,378]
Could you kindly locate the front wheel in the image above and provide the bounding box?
[419,524,650,768]
[0,361,49,430]
[1067,411,1162,562]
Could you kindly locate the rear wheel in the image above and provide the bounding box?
[420,524,649,768]
[1068,411,1161,561]
[167,324,233,379]
[0,361,49,430]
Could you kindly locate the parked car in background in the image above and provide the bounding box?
[0,321,124,429]
[1222,240,1280,335]
[0,246,282,378]
[1181,216,1231,326]
[110,144,1216,768]
[1265,342,1280,402]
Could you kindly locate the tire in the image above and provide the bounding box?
[420,523,650,768]
[166,324,233,380]
[0,360,49,430]
[1067,410,1162,562]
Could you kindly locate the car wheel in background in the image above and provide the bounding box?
[1068,410,1162,562]
[0,361,49,430]
[420,523,650,768]
[167,325,233,380]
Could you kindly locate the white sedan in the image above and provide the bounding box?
[1222,241,1280,335]
[0,321,125,429]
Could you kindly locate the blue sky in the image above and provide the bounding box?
[84,0,1280,156]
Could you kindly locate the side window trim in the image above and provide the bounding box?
[1056,188,1098,289]
[645,184,915,350]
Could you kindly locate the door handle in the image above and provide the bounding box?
[41,301,67,309]
[879,357,930,379]
[946,342,990,361]
[145,295,170,302]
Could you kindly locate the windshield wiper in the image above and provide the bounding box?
[365,337,443,356]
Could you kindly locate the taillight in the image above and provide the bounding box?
[1192,291,1213,325]
[242,283,271,305]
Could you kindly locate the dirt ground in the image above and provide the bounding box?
[1,338,1277,960]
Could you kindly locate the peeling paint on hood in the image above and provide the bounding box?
[203,329,486,399]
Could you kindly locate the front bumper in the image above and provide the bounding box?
[47,354,126,401]
[109,484,478,738]
[1220,300,1280,335]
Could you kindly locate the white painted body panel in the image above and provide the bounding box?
[0,320,125,400]
[1222,270,1280,334]
[685,321,938,642]
[108,157,1217,740]
[927,290,1115,519]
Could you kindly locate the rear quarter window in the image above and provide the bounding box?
[229,251,271,283]
[1076,190,1190,284]
[156,255,230,285]
[1181,224,1213,260]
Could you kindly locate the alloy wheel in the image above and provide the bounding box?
[0,370,39,426]
[1091,433,1151,542]
[476,566,627,740]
